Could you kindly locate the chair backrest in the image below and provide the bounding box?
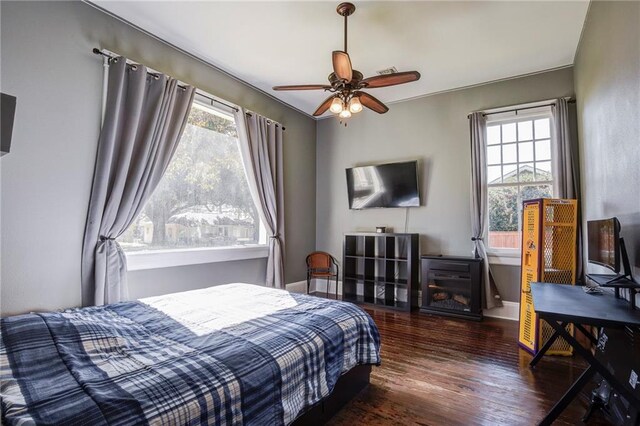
[306,251,334,270]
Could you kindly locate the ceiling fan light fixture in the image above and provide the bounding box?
[330,97,344,114]
[348,96,363,113]
[272,2,420,119]
[339,108,352,119]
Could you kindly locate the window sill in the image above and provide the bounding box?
[487,253,521,267]
[126,245,269,271]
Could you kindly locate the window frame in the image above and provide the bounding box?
[124,96,268,271]
[126,245,269,271]
[484,108,555,262]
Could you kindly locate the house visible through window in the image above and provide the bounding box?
[486,112,554,251]
[118,101,265,252]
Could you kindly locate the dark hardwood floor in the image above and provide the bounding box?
[330,308,610,425]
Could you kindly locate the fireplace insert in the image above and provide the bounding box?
[420,256,483,320]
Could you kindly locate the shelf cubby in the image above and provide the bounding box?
[342,232,419,312]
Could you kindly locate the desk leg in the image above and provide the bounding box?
[538,365,596,426]
[574,323,598,345]
[529,321,566,369]
[547,320,640,410]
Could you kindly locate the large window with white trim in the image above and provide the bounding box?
[486,111,554,252]
[118,99,265,254]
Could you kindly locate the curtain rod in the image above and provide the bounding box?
[92,48,285,131]
[467,99,575,119]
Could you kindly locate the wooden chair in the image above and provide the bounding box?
[306,251,339,299]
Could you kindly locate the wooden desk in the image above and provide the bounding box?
[530,283,640,425]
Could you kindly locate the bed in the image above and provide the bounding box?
[0,283,380,425]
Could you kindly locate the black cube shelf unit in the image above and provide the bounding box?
[342,233,419,311]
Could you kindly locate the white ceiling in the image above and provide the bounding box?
[93,1,589,118]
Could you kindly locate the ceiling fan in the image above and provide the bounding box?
[273,2,421,120]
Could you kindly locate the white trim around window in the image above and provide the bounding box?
[487,250,521,266]
[126,245,269,271]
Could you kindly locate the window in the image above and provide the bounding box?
[486,111,554,253]
[118,99,266,265]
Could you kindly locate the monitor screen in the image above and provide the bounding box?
[587,217,620,273]
[346,161,420,209]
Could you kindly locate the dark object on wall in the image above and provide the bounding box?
[376,226,386,233]
[421,256,483,320]
[346,160,420,209]
[1,93,17,156]
[343,232,419,311]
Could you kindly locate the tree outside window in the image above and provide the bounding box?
[118,103,262,252]
[486,117,554,250]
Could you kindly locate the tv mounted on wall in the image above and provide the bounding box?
[346,160,420,209]
[1,93,17,156]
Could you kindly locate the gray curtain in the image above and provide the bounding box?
[470,112,503,309]
[81,57,195,306]
[234,108,285,288]
[552,98,583,279]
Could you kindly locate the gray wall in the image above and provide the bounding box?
[127,259,267,300]
[316,67,575,302]
[0,1,316,316]
[574,1,640,299]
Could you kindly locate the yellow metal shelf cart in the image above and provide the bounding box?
[518,198,578,355]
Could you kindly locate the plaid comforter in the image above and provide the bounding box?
[1,283,380,425]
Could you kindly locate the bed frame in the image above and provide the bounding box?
[292,364,371,425]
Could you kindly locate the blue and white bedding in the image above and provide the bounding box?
[0,283,380,425]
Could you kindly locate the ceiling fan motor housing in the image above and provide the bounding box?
[336,2,356,17]
[328,70,363,87]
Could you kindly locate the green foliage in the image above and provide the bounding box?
[488,168,552,232]
[489,186,519,231]
[135,108,257,246]
[188,108,238,137]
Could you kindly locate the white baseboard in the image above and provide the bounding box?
[484,300,519,321]
[286,279,342,295]
[286,280,520,322]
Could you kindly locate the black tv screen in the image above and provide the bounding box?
[1,93,16,156]
[346,161,420,209]
[587,217,620,273]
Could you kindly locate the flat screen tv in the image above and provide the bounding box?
[346,160,420,209]
[1,93,16,156]
[587,217,620,273]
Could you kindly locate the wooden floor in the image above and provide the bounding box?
[330,308,610,426]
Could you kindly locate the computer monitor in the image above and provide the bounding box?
[587,217,621,273]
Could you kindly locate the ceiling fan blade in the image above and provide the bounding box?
[272,84,331,91]
[358,92,389,114]
[361,71,421,89]
[313,95,337,117]
[332,51,353,83]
